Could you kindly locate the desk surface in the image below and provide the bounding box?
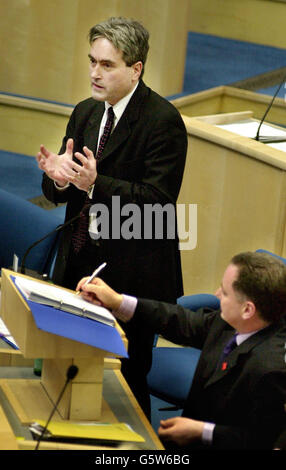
[0,340,163,450]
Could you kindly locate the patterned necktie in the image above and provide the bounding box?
[218,333,238,370]
[71,107,114,253]
[96,106,115,160]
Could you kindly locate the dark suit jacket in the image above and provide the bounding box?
[42,80,187,301]
[134,298,286,449]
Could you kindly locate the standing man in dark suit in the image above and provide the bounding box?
[77,251,286,449]
[36,17,187,418]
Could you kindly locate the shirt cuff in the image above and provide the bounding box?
[87,184,95,199]
[54,181,70,190]
[112,295,137,322]
[202,422,215,445]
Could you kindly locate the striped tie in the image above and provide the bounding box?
[71,107,114,253]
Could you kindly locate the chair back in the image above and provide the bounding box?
[0,188,62,276]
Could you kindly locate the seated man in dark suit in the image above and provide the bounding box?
[77,251,286,450]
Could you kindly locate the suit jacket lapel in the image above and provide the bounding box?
[205,325,274,388]
[84,102,105,153]
[99,113,131,162]
[97,80,147,165]
[84,102,131,161]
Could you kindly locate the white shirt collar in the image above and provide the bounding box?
[236,329,261,346]
[105,82,139,125]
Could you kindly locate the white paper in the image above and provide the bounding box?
[217,120,286,153]
[0,317,19,348]
[14,276,115,327]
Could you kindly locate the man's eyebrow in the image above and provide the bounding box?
[88,54,115,65]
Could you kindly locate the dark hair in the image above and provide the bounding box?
[231,251,286,323]
[89,17,149,77]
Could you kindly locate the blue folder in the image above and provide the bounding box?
[11,276,128,358]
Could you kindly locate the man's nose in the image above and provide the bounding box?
[91,64,101,78]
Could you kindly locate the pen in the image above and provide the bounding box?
[76,262,107,295]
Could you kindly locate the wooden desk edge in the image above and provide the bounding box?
[114,370,165,450]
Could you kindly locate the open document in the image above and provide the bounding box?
[14,276,115,327]
[217,120,286,152]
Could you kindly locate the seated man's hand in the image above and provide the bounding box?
[158,417,204,447]
[76,277,123,312]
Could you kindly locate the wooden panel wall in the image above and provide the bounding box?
[177,115,286,295]
[189,0,286,48]
[0,0,189,104]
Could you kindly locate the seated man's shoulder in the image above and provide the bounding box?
[251,328,286,373]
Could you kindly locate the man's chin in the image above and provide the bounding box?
[91,89,106,102]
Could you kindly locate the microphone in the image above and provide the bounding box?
[20,213,81,275]
[34,364,79,450]
[254,72,286,143]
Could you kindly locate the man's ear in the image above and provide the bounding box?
[241,300,256,320]
[132,61,143,80]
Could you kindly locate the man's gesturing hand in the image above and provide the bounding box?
[72,146,97,192]
[36,138,75,187]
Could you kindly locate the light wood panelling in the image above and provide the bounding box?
[189,0,286,48]
[0,404,19,450]
[172,86,286,125]
[4,85,286,157]
[177,113,286,295]
[0,101,70,156]
[0,0,189,104]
